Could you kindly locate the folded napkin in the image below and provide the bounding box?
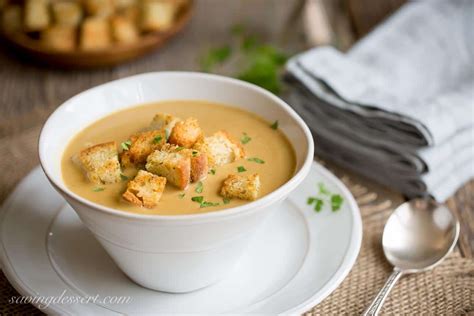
[286,0,474,202]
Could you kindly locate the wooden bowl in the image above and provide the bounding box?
[0,1,193,68]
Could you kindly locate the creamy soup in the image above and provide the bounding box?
[62,100,296,215]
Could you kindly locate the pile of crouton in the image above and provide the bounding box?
[0,0,188,52]
[76,113,261,208]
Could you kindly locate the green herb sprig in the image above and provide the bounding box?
[307,182,344,213]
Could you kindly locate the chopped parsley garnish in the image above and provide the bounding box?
[153,135,163,144]
[270,120,279,130]
[331,194,343,212]
[195,181,203,193]
[223,197,231,204]
[175,146,185,151]
[92,187,105,192]
[247,157,265,164]
[209,168,216,175]
[191,196,204,204]
[192,150,198,157]
[307,183,344,213]
[240,132,251,144]
[178,193,186,199]
[121,140,132,151]
[237,166,247,173]
[120,174,129,181]
[200,201,220,208]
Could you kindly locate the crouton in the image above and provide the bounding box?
[161,144,208,182]
[41,26,76,51]
[24,0,50,31]
[123,170,166,208]
[119,150,134,169]
[141,0,179,32]
[146,149,191,189]
[148,113,181,136]
[78,141,122,184]
[220,174,261,201]
[52,2,83,27]
[1,5,22,35]
[125,129,166,165]
[80,17,111,51]
[120,6,139,24]
[111,15,139,44]
[83,0,114,17]
[169,117,203,148]
[193,130,245,167]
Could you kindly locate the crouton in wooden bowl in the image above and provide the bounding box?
[0,0,193,68]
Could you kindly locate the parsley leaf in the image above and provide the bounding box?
[241,132,251,144]
[195,181,204,193]
[176,146,185,151]
[200,201,219,208]
[270,120,279,130]
[120,174,128,181]
[192,150,198,157]
[223,198,231,204]
[209,168,216,175]
[237,166,247,173]
[247,157,265,164]
[92,187,105,192]
[121,140,132,151]
[178,193,185,199]
[153,135,163,144]
[331,194,344,212]
[191,196,204,204]
[200,46,232,72]
[314,198,324,212]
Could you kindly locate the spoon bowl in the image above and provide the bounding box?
[363,198,459,316]
[382,199,459,272]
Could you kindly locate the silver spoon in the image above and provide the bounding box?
[362,198,460,316]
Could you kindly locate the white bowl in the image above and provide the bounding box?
[39,72,314,293]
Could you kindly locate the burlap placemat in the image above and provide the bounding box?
[0,127,473,315]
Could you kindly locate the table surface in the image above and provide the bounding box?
[0,0,472,314]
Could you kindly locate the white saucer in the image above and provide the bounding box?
[0,162,361,315]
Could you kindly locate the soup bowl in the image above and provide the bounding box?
[39,72,314,293]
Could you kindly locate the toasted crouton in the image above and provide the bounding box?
[1,5,22,35]
[169,117,203,148]
[125,129,166,165]
[220,174,261,201]
[41,26,76,51]
[149,113,181,136]
[83,0,114,17]
[80,17,111,51]
[161,144,208,182]
[24,0,50,31]
[193,131,245,167]
[146,149,191,189]
[123,170,166,208]
[78,142,121,184]
[111,15,139,44]
[141,0,179,32]
[52,2,83,27]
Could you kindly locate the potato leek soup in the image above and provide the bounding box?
[62,100,296,215]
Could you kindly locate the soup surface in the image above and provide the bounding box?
[62,100,296,215]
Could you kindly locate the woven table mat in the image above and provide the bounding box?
[0,126,473,315]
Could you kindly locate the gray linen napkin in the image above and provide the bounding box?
[286,0,474,201]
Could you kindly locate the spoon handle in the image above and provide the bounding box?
[362,269,403,316]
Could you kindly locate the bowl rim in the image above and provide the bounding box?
[38,71,314,222]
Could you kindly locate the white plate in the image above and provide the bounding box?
[0,162,361,315]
